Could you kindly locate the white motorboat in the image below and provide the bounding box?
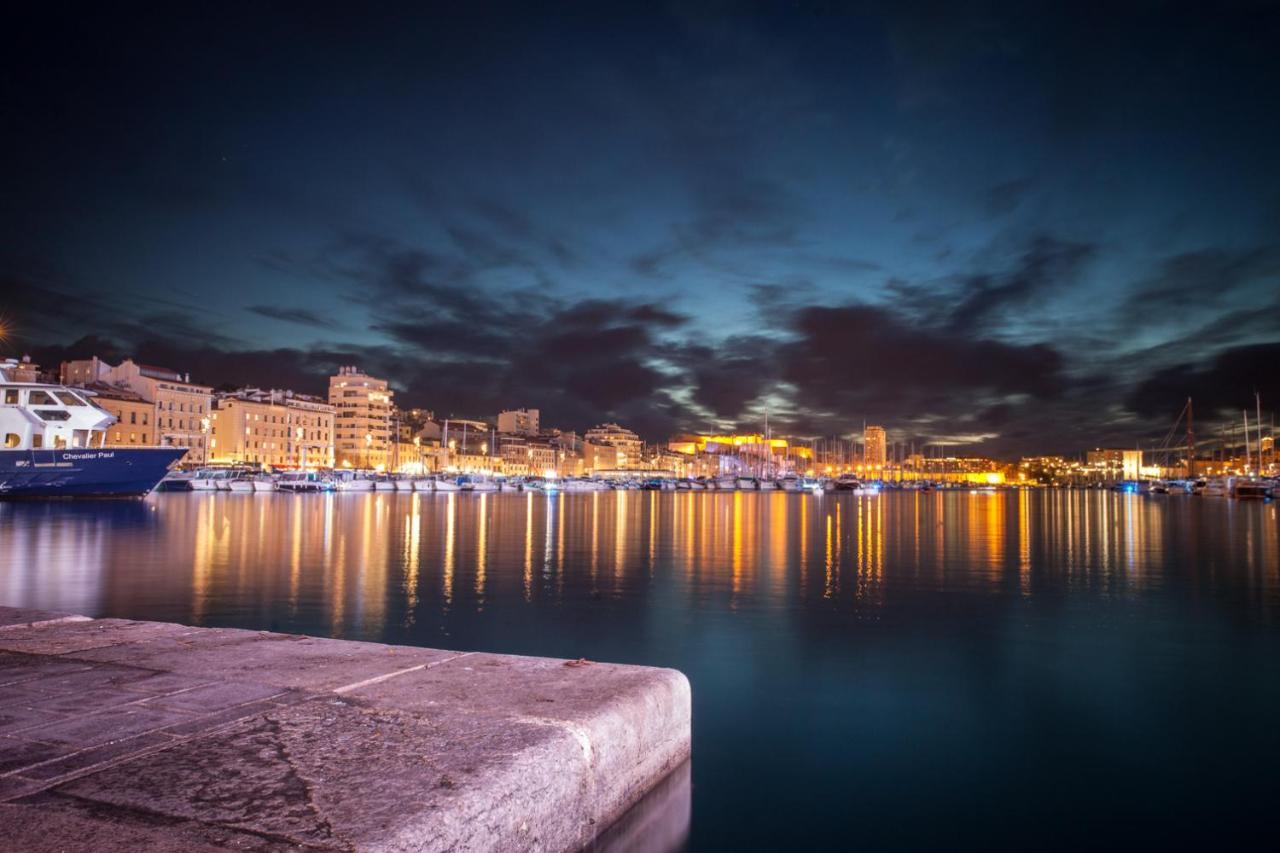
[1201,477,1229,497]
[393,477,414,492]
[433,476,461,492]
[276,471,332,493]
[251,476,276,492]
[189,468,230,491]
[227,474,256,493]
[758,479,776,490]
[735,476,757,490]
[334,471,376,492]
[412,478,435,491]
[776,474,799,492]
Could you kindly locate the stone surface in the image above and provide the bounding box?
[0,606,691,851]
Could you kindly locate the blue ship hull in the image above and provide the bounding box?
[0,447,187,499]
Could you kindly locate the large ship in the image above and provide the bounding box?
[0,359,186,498]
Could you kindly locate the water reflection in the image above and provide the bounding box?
[1,492,1277,627]
[2,491,1280,849]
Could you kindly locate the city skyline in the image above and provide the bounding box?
[4,3,1279,455]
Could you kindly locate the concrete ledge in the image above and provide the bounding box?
[0,607,691,851]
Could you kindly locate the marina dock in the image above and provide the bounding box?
[0,607,691,851]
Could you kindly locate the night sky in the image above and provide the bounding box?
[4,2,1279,453]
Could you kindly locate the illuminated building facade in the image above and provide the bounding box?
[668,433,813,474]
[210,389,334,468]
[498,433,558,476]
[864,425,886,470]
[84,384,154,447]
[328,366,393,469]
[584,423,643,469]
[62,357,213,463]
[497,408,540,436]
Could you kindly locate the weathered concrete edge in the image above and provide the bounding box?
[0,608,693,852]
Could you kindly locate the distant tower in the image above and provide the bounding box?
[864,425,887,470]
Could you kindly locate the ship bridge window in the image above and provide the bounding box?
[34,409,72,421]
[28,390,57,405]
[3,389,16,405]
[55,391,87,406]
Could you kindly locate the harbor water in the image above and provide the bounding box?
[1,490,1278,850]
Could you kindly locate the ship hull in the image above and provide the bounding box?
[0,447,187,499]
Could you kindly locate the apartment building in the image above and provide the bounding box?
[328,366,393,469]
[210,388,334,468]
[61,357,212,463]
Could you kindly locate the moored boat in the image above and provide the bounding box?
[276,471,332,492]
[832,474,862,491]
[0,361,186,498]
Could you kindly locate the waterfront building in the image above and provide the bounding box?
[582,440,623,473]
[328,366,393,470]
[497,408,540,436]
[669,432,811,474]
[863,425,887,471]
[498,433,558,476]
[584,423,643,469]
[83,383,153,447]
[61,357,213,463]
[209,388,334,469]
[438,418,494,472]
[392,436,438,474]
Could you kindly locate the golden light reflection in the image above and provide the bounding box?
[1018,489,1031,596]
[799,494,808,585]
[523,492,533,601]
[731,491,744,598]
[404,494,420,616]
[615,488,627,578]
[824,510,835,598]
[476,492,488,598]
[3,491,1279,636]
[290,498,302,612]
[443,492,456,606]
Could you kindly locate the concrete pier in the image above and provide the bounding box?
[0,607,691,851]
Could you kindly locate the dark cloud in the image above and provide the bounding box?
[678,336,778,420]
[247,305,338,329]
[1128,342,1280,420]
[1125,245,1280,311]
[984,179,1032,217]
[777,303,1068,428]
[947,236,1095,332]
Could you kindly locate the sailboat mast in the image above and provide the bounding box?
[1257,392,1264,474]
[1243,409,1251,474]
[1186,397,1195,478]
